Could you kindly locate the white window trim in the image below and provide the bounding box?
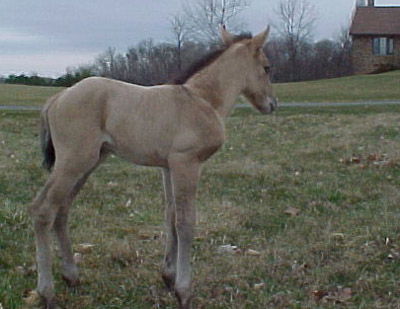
[373,37,394,56]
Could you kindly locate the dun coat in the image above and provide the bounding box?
[30,26,277,309]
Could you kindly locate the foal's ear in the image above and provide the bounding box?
[220,25,233,46]
[252,26,270,50]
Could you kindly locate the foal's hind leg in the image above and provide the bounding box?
[30,175,60,308]
[53,167,97,287]
[30,151,100,308]
[161,167,178,289]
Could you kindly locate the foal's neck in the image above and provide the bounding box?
[185,47,246,119]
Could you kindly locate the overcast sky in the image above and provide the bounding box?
[1,0,399,77]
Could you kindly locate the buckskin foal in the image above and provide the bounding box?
[30,26,277,308]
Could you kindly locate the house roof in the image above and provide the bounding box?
[350,6,400,36]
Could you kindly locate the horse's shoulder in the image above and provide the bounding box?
[175,99,225,161]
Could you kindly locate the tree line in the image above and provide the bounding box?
[3,67,94,87]
[3,0,353,87]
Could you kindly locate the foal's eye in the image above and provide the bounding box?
[264,66,271,74]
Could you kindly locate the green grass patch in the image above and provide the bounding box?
[1,105,400,308]
[0,84,63,107]
[274,70,400,103]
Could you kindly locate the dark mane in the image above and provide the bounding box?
[171,33,253,85]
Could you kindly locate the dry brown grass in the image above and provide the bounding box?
[1,105,400,308]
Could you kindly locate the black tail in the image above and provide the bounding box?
[40,107,55,171]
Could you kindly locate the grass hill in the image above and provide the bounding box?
[274,70,400,103]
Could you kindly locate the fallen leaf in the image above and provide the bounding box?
[367,154,380,162]
[331,233,345,239]
[246,249,261,256]
[343,155,361,165]
[338,287,352,302]
[211,286,223,298]
[217,244,238,254]
[284,207,301,217]
[15,266,25,274]
[253,282,264,290]
[124,227,137,233]
[312,290,328,301]
[76,243,96,253]
[73,253,83,264]
[321,287,353,304]
[388,249,400,260]
[293,262,310,275]
[27,264,37,275]
[373,160,390,167]
[138,234,154,240]
[24,290,40,306]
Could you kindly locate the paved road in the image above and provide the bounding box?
[239,101,400,108]
[0,105,41,110]
[1,101,400,111]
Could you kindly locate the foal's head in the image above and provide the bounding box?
[221,26,277,114]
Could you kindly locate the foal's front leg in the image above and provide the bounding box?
[169,157,200,309]
[161,167,178,289]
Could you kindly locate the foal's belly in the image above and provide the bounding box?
[103,132,170,167]
[114,146,169,167]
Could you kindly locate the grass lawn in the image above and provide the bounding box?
[0,70,399,108]
[0,84,64,107]
[1,104,400,308]
[274,70,400,103]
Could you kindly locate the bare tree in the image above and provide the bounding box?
[95,47,129,81]
[183,0,250,43]
[96,47,117,78]
[274,0,317,81]
[335,25,353,76]
[170,14,188,73]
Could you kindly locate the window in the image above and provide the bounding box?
[373,37,394,55]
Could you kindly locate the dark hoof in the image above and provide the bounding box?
[175,291,192,309]
[162,273,175,291]
[41,296,59,309]
[62,275,80,288]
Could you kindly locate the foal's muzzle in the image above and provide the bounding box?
[259,97,278,114]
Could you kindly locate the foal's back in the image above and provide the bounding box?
[46,77,224,167]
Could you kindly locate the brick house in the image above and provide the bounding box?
[350,0,400,74]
